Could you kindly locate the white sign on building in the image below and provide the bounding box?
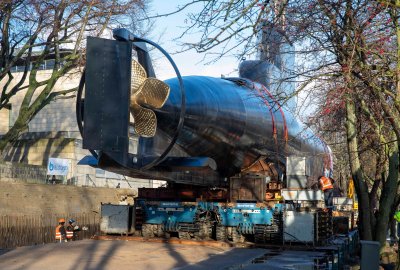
[47,158,70,176]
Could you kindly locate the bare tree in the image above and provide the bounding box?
[308,0,400,244]
[0,0,147,153]
[156,0,400,245]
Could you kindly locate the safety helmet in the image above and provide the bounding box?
[58,218,65,223]
[69,219,76,224]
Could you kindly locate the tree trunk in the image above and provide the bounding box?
[374,142,399,246]
[0,116,28,154]
[389,219,397,240]
[0,69,63,155]
[345,98,373,240]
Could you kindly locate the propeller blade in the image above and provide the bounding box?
[129,60,170,138]
[131,59,147,93]
[130,103,157,137]
[134,78,170,109]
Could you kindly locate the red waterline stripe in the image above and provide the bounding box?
[260,84,288,141]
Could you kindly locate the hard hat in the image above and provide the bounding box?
[58,218,65,223]
[69,219,76,224]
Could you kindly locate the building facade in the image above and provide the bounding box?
[0,62,163,189]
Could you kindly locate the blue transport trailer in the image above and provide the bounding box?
[136,198,284,243]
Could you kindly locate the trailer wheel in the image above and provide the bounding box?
[215,225,227,241]
[231,228,245,243]
[178,231,191,240]
[207,222,213,239]
[156,225,165,238]
[254,225,266,244]
[194,222,212,240]
[142,224,153,238]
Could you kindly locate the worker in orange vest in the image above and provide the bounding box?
[66,219,75,241]
[66,219,81,241]
[55,218,67,242]
[319,176,335,210]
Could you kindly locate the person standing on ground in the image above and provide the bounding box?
[55,218,67,242]
[319,175,335,210]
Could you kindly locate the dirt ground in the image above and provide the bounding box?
[1,238,362,270]
[0,239,269,270]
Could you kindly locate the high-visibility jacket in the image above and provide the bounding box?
[319,176,334,191]
[347,178,354,199]
[55,225,66,240]
[66,224,81,240]
[395,211,400,222]
[66,230,74,239]
[55,225,62,240]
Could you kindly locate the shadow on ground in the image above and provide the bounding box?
[0,239,234,270]
[0,249,12,256]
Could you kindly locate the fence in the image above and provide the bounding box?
[0,213,100,249]
[0,162,47,184]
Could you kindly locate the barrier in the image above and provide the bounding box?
[0,213,100,249]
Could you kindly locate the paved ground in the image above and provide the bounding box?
[0,239,335,270]
[0,239,259,270]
